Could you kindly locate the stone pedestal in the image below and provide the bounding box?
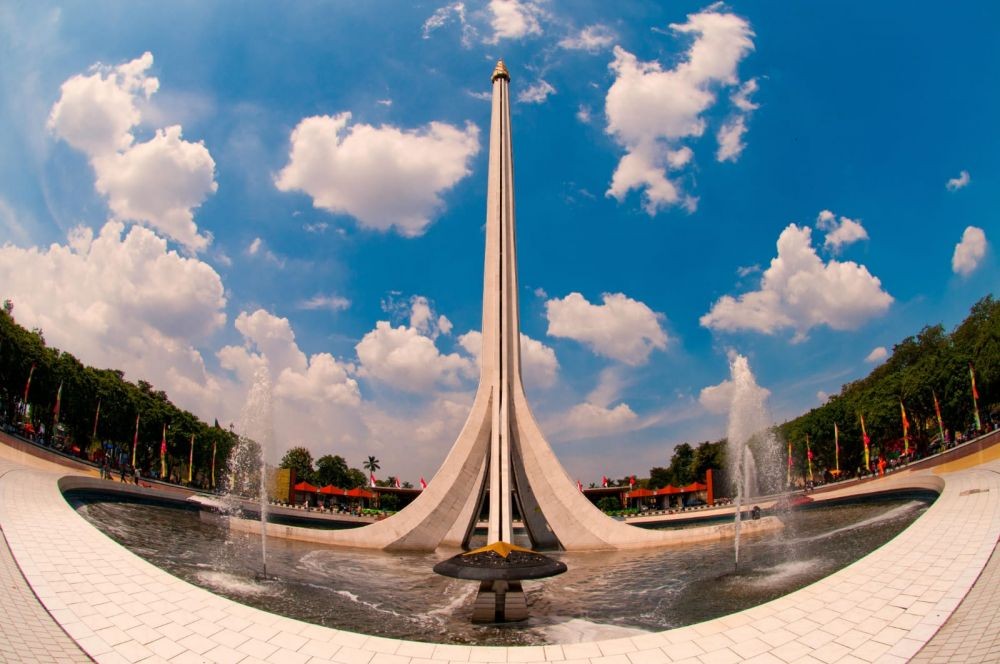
[471,580,527,623]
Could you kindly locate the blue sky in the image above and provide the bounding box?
[1,1,996,483]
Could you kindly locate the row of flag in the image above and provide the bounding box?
[368,472,428,489]
[787,362,985,479]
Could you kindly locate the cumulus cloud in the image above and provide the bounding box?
[457,330,559,389]
[701,224,893,339]
[865,346,888,364]
[545,292,667,365]
[356,321,473,392]
[275,112,479,237]
[559,24,615,52]
[48,52,216,252]
[218,309,360,407]
[816,209,868,253]
[0,221,226,410]
[486,0,543,43]
[946,170,970,191]
[547,401,639,442]
[952,226,987,276]
[518,80,556,104]
[699,376,770,415]
[605,8,755,213]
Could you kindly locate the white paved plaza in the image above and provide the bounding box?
[1,434,998,663]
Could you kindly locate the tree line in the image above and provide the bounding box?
[0,301,237,485]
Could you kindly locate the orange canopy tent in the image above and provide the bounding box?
[345,487,374,499]
[293,481,319,493]
[319,485,346,496]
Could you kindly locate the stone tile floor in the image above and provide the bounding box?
[1,443,999,663]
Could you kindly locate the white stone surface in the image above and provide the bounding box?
[2,438,999,663]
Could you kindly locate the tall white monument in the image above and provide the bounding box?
[281,61,776,553]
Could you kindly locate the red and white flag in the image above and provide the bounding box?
[369,472,376,487]
[602,475,608,487]
[419,477,427,489]
[629,475,635,488]
[394,476,401,488]
[577,479,583,492]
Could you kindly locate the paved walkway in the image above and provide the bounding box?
[0,435,998,663]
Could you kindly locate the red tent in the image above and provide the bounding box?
[625,488,655,499]
[655,485,683,495]
[681,482,707,493]
[293,481,319,493]
[346,487,374,499]
[319,485,346,496]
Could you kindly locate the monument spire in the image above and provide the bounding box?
[312,60,727,554]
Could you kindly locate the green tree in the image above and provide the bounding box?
[345,468,367,489]
[315,454,350,487]
[363,455,380,475]
[279,446,315,484]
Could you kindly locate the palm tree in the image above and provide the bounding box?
[363,455,380,474]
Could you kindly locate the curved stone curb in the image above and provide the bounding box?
[0,455,997,664]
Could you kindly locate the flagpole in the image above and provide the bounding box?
[969,362,982,432]
[187,433,195,484]
[131,413,140,467]
[211,439,217,489]
[786,440,792,487]
[834,422,840,474]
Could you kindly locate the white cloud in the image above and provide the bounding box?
[701,224,893,339]
[604,9,755,213]
[376,99,392,107]
[545,292,667,365]
[716,115,748,163]
[457,330,559,389]
[0,221,226,411]
[946,170,970,191]
[48,52,217,253]
[219,309,359,406]
[275,112,479,237]
[245,236,283,266]
[485,0,543,43]
[297,294,351,312]
[548,401,638,441]
[865,346,888,364]
[422,2,477,47]
[356,321,473,393]
[716,78,758,162]
[699,376,771,415]
[518,79,556,104]
[736,264,760,277]
[559,24,615,52]
[816,210,868,252]
[302,221,328,233]
[576,104,591,124]
[817,390,830,403]
[952,226,987,276]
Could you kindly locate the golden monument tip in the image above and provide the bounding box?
[492,59,510,82]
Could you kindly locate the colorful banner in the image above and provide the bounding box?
[22,363,36,417]
[53,381,63,426]
[900,399,911,455]
[187,433,195,484]
[92,398,101,440]
[160,423,167,479]
[860,413,871,469]
[970,362,982,431]
[806,434,814,482]
[933,391,946,446]
[131,413,140,467]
